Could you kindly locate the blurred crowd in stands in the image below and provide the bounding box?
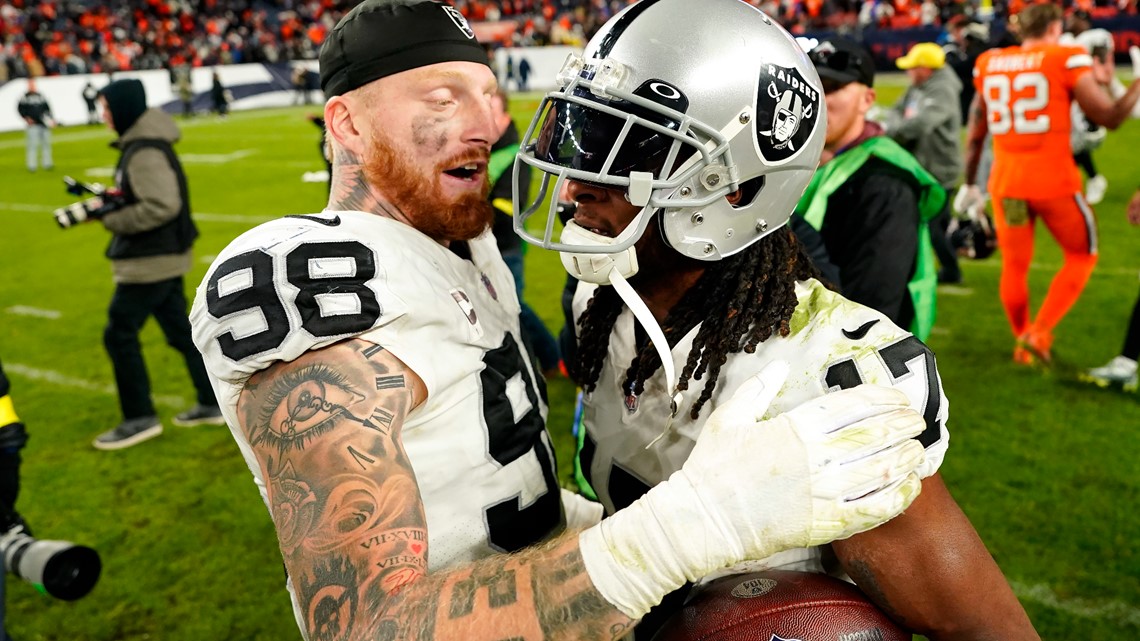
[1,0,1137,81]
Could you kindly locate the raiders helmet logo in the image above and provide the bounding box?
[441,5,476,40]
[755,64,820,163]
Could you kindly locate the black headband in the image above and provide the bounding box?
[320,0,489,98]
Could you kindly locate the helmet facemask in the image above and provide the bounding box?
[514,54,746,285]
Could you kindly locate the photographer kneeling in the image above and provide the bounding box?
[54,79,222,450]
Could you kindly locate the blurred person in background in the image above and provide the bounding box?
[54,79,223,449]
[1062,9,1120,206]
[960,3,1140,366]
[17,78,54,172]
[175,67,194,118]
[1083,188,1140,390]
[796,38,944,341]
[211,70,230,118]
[944,20,991,123]
[888,42,963,284]
[82,80,100,125]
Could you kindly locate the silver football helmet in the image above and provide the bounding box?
[513,0,826,281]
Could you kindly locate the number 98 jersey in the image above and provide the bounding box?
[189,211,563,569]
[574,279,949,574]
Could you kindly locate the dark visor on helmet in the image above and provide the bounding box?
[532,89,682,179]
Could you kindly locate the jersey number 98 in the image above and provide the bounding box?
[205,241,382,361]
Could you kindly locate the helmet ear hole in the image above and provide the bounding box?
[728,176,766,209]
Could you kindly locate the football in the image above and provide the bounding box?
[651,570,909,641]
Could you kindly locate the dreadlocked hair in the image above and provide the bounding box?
[573,227,821,420]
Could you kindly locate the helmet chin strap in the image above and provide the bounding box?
[607,269,683,424]
[560,221,682,445]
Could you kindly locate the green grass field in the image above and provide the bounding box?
[0,82,1137,640]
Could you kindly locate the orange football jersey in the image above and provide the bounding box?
[974,44,1092,199]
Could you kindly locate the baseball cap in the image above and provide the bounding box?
[896,42,946,70]
[319,0,489,98]
[807,37,875,87]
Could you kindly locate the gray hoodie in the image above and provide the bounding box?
[887,66,963,188]
[100,108,193,284]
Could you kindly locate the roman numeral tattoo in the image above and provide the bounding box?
[361,344,386,359]
[376,375,405,390]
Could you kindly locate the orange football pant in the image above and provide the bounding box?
[991,193,1098,340]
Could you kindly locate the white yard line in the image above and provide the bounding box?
[5,305,61,319]
[0,202,275,224]
[1011,580,1140,627]
[936,285,974,296]
[4,362,186,408]
[180,149,257,164]
[193,212,277,224]
[0,108,294,150]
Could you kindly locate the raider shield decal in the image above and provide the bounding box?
[756,63,820,162]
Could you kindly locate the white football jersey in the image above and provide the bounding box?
[573,278,949,574]
[190,211,563,615]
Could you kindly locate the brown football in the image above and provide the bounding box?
[651,570,909,641]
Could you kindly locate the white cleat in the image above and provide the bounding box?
[1082,355,1138,389]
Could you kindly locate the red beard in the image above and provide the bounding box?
[364,131,493,243]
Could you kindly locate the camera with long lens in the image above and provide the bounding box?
[0,524,101,600]
[54,177,128,229]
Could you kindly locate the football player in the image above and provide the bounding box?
[514,0,1039,638]
[1084,187,1140,389]
[959,3,1140,365]
[188,1,926,639]
[1062,9,1118,205]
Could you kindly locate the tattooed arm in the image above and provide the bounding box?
[832,474,1040,640]
[240,339,929,641]
[236,338,634,641]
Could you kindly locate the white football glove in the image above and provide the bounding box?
[953,184,985,216]
[561,488,604,529]
[579,361,925,619]
[1084,126,1108,151]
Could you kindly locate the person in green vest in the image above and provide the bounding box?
[795,37,945,341]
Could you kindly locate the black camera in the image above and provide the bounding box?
[0,524,101,600]
[63,176,107,199]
